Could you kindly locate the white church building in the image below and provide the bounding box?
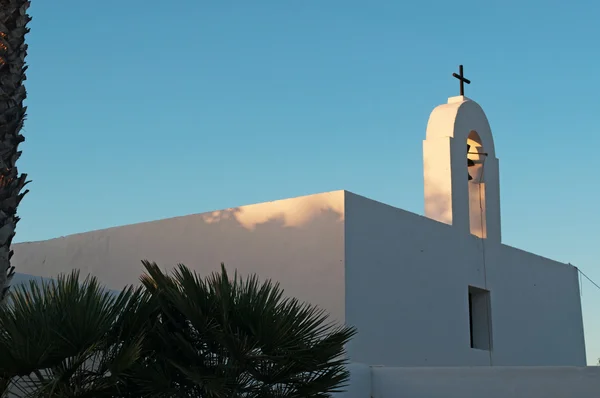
[11,87,600,396]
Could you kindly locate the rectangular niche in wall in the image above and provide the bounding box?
[468,285,492,351]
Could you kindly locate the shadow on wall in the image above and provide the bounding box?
[9,274,62,299]
[10,273,53,286]
[201,193,344,229]
[11,193,346,321]
[10,272,121,297]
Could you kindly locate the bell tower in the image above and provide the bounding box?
[423,67,501,242]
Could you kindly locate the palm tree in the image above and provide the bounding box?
[0,263,356,397]
[133,261,357,398]
[0,271,152,397]
[0,0,32,303]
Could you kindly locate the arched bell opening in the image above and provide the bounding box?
[467,130,488,238]
[467,130,486,184]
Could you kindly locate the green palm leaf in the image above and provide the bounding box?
[135,261,356,398]
[0,270,150,397]
[1,262,357,397]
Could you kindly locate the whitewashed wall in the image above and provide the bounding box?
[11,190,586,368]
[335,364,600,398]
[344,192,586,367]
[332,363,371,398]
[11,191,346,323]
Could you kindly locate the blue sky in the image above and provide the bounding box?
[19,1,600,363]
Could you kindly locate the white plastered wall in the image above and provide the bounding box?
[344,192,585,367]
[12,191,347,323]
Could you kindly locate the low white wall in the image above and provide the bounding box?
[372,366,600,398]
[333,363,371,398]
[336,364,600,398]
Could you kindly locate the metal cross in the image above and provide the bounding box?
[452,65,471,96]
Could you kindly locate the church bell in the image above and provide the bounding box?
[467,144,475,181]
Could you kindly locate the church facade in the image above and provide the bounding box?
[12,95,586,369]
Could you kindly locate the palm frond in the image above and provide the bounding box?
[137,261,356,397]
[0,270,150,397]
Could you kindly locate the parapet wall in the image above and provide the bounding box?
[335,363,600,398]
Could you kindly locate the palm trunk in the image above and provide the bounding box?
[0,0,31,303]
